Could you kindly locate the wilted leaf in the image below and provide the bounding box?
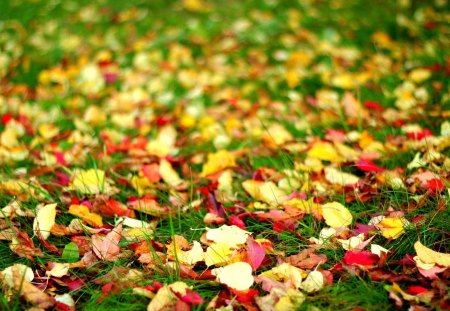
[377,217,407,239]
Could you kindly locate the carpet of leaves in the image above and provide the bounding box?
[0,0,449,310]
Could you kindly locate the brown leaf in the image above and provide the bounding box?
[92,224,123,261]
[11,269,54,309]
[9,230,43,260]
[285,248,327,269]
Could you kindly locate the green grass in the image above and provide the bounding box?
[1,0,449,310]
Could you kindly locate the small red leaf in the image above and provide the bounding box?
[355,160,385,173]
[343,250,378,266]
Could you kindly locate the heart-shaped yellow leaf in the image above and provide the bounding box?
[322,202,352,228]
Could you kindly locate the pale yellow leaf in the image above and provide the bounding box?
[212,262,254,291]
[204,242,233,267]
[206,225,251,247]
[1,264,34,288]
[46,263,69,277]
[300,270,324,293]
[322,202,352,228]
[159,159,182,186]
[325,167,359,185]
[33,203,57,240]
[414,241,450,268]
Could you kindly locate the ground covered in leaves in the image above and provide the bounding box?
[1,0,450,310]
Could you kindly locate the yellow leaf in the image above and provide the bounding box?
[414,241,450,267]
[204,242,233,266]
[307,142,343,162]
[274,288,306,311]
[377,217,406,239]
[147,282,189,311]
[262,124,293,148]
[259,182,287,206]
[259,263,304,289]
[324,167,359,185]
[167,240,204,267]
[33,203,57,240]
[38,124,59,140]
[70,169,112,195]
[322,202,352,228]
[206,225,251,247]
[283,198,322,216]
[146,125,177,157]
[300,270,324,293]
[159,159,182,186]
[242,180,264,201]
[212,262,254,291]
[46,263,69,277]
[1,264,34,288]
[68,204,103,227]
[201,150,236,177]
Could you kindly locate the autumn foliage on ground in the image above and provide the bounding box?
[0,0,449,310]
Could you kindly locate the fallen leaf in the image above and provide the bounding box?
[322,202,353,228]
[206,225,251,247]
[201,150,236,177]
[414,241,450,267]
[92,224,123,261]
[300,270,324,293]
[33,203,57,240]
[212,261,254,291]
[325,167,360,185]
[377,217,407,239]
[69,169,113,194]
[68,204,103,227]
[343,250,378,266]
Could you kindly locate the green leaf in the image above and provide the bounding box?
[62,242,79,263]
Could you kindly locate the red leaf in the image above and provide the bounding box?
[405,286,428,295]
[230,288,259,303]
[1,113,14,125]
[142,164,161,183]
[181,289,203,305]
[229,216,246,229]
[355,160,385,173]
[364,101,384,112]
[426,178,445,192]
[343,250,378,266]
[407,129,433,140]
[246,237,265,271]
